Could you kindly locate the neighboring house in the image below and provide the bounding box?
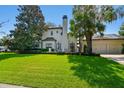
[37,15,124,54]
[0,46,7,52]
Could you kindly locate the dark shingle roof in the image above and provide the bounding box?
[48,27,63,29]
[42,37,57,41]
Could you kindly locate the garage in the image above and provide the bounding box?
[83,34,124,54]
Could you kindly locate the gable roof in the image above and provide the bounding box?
[42,37,57,41]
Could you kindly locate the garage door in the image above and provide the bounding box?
[93,44,108,54]
[93,44,121,54]
[108,44,121,54]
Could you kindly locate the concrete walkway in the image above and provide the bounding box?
[0,83,26,88]
[101,54,124,65]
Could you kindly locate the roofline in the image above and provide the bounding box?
[48,27,63,29]
[42,39,56,41]
[83,38,124,41]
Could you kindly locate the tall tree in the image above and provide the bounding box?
[70,5,124,54]
[119,23,124,36]
[10,5,47,50]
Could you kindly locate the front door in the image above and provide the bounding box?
[46,43,52,49]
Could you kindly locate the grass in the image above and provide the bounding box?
[0,53,124,88]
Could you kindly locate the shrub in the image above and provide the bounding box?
[15,49,100,56]
[41,48,49,52]
[16,48,50,54]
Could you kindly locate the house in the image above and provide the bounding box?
[38,15,124,54]
[0,46,8,52]
[38,15,77,52]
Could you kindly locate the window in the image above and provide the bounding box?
[51,31,53,36]
[57,43,61,50]
[46,43,52,48]
[61,32,63,35]
[56,31,58,33]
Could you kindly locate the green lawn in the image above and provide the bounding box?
[0,53,124,88]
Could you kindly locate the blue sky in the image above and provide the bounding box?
[0,5,123,38]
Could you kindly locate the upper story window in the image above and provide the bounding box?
[51,31,53,36]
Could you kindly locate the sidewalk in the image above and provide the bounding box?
[0,83,27,88]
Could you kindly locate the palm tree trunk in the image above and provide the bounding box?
[86,34,92,55]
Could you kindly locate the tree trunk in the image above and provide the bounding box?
[79,37,83,54]
[86,34,92,55]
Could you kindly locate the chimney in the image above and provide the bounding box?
[62,15,68,35]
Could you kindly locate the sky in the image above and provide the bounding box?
[0,5,123,38]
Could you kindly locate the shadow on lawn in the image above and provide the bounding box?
[68,55,124,88]
[0,53,35,61]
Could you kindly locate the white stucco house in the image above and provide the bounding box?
[38,15,78,52]
[37,15,124,54]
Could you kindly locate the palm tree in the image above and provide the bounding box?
[70,5,124,55]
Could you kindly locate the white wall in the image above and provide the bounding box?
[42,28,65,51]
[42,29,63,41]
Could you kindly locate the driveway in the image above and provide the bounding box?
[0,83,26,88]
[101,54,124,65]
